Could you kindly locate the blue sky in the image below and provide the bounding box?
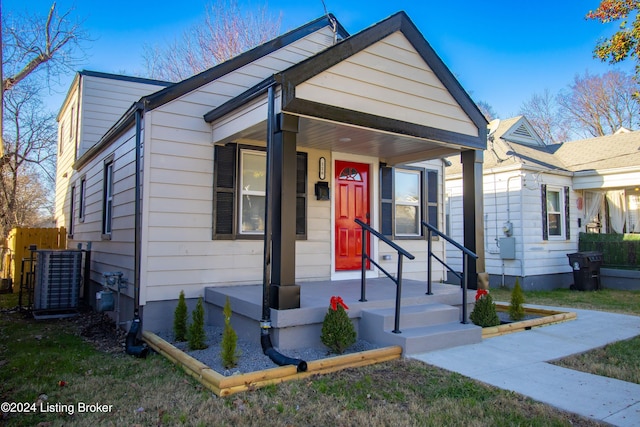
[5,0,635,118]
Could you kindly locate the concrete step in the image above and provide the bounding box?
[372,322,482,355]
[361,303,460,331]
[359,302,482,355]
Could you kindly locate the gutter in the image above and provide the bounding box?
[125,104,148,358]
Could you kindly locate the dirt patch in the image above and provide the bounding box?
[73,311,127,353]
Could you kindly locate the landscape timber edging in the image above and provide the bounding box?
[481,304,577,339]
[142,330,402,397]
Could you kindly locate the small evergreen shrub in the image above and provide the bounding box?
[509,278,525,321]
[220,297,240,369]
[470,292,500,327]
[173,290,188,342]
[188,297,208,350]
[321,297,356,354]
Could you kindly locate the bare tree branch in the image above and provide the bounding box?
[142,0,281,81]
[2,2,89,92]
[557,70,640,138]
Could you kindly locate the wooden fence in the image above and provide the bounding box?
[2,227,67,290]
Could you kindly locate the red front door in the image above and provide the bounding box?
[335,161,370,271]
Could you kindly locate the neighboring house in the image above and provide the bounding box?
[55,12,487,334]
[555,129,640,235]
[445,116,640,290]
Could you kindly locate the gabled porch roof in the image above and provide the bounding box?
[205,12,487,165]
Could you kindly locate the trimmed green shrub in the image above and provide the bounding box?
[321,302,356,354]
[220,297,240,369]
[173,290,188,342]
[509,278,525,321]
[470,292,500,327]
[188,297,208,350]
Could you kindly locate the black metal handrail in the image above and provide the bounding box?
[354,218,415,334]
[422,221,477,324]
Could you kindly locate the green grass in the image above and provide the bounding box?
[489,287,640,315]
[488,286,640,385]
[552,336,640,384]
[0,292,605,426]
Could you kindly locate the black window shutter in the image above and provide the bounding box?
[296,152,307,236]
[427,170,438,229]
[380,165,393,236]
[564,186,570,240]
[213,144,236,239]
[541,184,548,240]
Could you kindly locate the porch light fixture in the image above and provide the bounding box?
[319,157,326,180]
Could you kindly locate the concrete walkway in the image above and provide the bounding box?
[411,307,640,426]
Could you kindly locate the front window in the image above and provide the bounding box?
[239,150,266,234]
[395,170,421,236]
[380,165,438,239]
[213,144,307,240]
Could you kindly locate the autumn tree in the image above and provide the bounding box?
[143,0,281,81]
[586,1,640,83]
[557,70,639,137]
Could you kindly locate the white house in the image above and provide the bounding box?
[445,116,640,290]
[55,12,487,348]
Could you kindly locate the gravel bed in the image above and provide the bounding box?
[156,325,379,376]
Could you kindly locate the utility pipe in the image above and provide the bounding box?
[125,104,148,358]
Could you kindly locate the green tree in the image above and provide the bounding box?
[321,303,356,354]
[509,279,525,321]
[220,297,240,369]
[470,293,500,327]
[173,290,188,342]
[188,297,207,350]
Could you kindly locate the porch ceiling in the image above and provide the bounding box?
[225,114,467,165]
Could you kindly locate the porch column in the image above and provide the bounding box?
[461,149,485,290]
[270,113,301,309]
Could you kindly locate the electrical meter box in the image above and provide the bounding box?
[499,237,516,259]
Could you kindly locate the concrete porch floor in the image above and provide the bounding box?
[205,278,479,352]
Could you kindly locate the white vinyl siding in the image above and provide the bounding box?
[78,75,167,157]
[296,32,479,137]
[445,170,578,281]
[141,26,338,301]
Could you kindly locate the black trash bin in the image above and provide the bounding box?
[567,251,603,291]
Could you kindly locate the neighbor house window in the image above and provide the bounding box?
[213,144,307,240]
[381,165,438,239]
[542,185,570,240]
[102,158,114,237]
[79,176,86,222]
